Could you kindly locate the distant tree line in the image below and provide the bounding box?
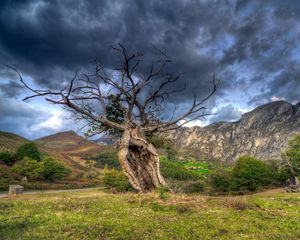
[0,143,71,185]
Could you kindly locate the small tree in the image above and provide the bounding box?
[281,135,300,186]
[209,167,233,193]
[0,151,17,165]
[232,156,271,191]
[17,143,41,161]
[10,45,218,192]
[103,168,132,192]
[11,157,44,180]
[43,157,71,181]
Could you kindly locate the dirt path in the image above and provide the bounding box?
[0,187,105,198]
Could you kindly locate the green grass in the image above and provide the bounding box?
[183,162,210,173]
[1,190,300,239]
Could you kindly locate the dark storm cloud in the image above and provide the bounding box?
[0,0,234,100]
[0,0,300,136]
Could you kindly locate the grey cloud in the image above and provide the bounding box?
[209,104,243,123]
[0,0,300,137]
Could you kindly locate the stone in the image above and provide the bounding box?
[8,185,24,196]
[22,176,28,183]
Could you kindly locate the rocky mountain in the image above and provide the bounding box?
[168,101,300,162]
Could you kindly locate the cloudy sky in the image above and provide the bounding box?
[0,0,299,139]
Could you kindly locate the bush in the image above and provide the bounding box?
[265,159,291,185]
[160,156,201,181]
[43,157,71,181]
[148,135,178,160]
[17,143,41,161]
[11,157,44,180]
[0,164,21,190]
[181,180,205,193]
[92,150,120,170]
[157,185,170,200]
[103,168,132,192]
[282,135,300,177]
[0,151,17,165]
[231,156,271,191]
[209,168,233,193]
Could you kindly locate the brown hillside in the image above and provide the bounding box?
[0,131,29,151]
[36,131,106,171]
[0,131,105,174]
[36,131,105,156]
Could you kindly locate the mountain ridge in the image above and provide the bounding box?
[168,100,300,162]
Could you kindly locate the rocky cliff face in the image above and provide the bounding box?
[168,101,300,162]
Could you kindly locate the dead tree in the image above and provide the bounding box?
[9,45,218,192]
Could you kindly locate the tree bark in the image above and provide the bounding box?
[117,126,166,192]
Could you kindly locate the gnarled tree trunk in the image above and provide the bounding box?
[118,126,166,192]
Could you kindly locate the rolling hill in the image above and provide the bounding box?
[0,131,29,151]
[36,131,107,171]
[0,130,106,174]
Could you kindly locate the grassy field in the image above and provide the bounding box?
[1,189,300,240]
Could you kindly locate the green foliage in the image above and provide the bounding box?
[265,159,291,185]
[0,151,17,165]
[285,135,300,163]
[160,156,201,181]
[209,168,233,193]
[231,156,272,191]
[85,95,126,137]
[43,157,71,181]
[148,135,178,160]
[209,157,272,193]
[11,156,71,182]
[92,150,121,170]
[0,164,20,190]
[282,135,300,177]
[157,185,170,200]
[103,168,132,192]
[16,143,41,161]
[11,157,44,180]
[181,180,205,193]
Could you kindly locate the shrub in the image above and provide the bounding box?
[85,170,99,180]
[281,135,300,178]
[148,135,178,160]
[181,180,205,193]
[75,171,85,179]
[11,157,44,180]
[160,156,201,181]
[0,151,17,165]
[265,159,291,185]
[231,156,271,191]
[157,185,170,200]
[276,166,292,183]
[209,168,233,193]
[285,135,300,164]
[17,143,41,161]
[92,150,120,170]
[0,164,20,190]
[42,157,71,181]
[103,168,132,192]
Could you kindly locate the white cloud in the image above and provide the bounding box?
[270,96,286,102]
[178,119,206,128]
